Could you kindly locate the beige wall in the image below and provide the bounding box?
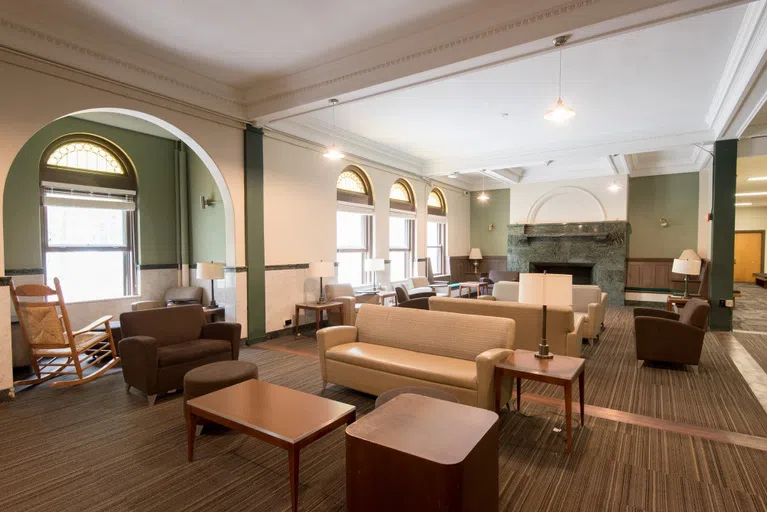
[262,131,470,332]
[0,53,247,392]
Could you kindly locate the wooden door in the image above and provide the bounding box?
[734,231,764,283]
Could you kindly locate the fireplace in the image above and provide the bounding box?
[530,262,594,285]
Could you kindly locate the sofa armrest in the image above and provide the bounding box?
[634,308,679,321]
[566,314,584,357]
[408,291,437,300]
[634,317,705,365]
[332,296,356,325]
[118,335,160,394]
[477,295,496,301]
[317,326,358,380]
[201,322,242,360]
[476,348,514,411]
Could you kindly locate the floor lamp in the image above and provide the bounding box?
[519,272,573,359]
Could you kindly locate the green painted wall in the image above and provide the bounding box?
[470,189,510,256]
[627,173,699,258]
[3,117,178,269]
[187,150,225,264]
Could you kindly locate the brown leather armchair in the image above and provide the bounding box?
[634,298,710,367]
[395,284,435,304]
[119,305,241,405]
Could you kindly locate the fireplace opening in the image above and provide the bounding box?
[529,262,594,285]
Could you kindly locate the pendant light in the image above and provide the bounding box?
[544,35,576,123]
[323,99,345,160]
[477,171,489,202]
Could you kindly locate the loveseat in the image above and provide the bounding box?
[429,296,583,357]
[317,304,515,410]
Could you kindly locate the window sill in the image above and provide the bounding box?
[64,295,141,306]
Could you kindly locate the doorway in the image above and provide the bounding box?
[734,230,764,283]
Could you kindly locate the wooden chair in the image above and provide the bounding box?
[11,277,120,387]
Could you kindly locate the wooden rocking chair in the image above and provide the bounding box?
[11,277,120,387]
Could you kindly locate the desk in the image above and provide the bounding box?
[294,301,344,337]
[458,281,489,298]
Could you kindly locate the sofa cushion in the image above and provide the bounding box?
[326,342,477,390]
[157,338,232,367]
[355,305,514,361]
[572,285,601,313]
[120,305,205,344]
[493,282,519,302]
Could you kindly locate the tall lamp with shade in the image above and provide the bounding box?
[196,262,225,308]
[519,272,573,359]
[469,248,483,279]
[365,258,385,290]
[310,261,336,304]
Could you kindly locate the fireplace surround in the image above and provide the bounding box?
[508,221,628,305]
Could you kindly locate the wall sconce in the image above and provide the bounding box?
[200,195,219,210]
[659,218,669,228]
[488,223,494,231]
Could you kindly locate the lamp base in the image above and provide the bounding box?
[209,300,218,308]
[317,295,328,305]
[535,344,554,360]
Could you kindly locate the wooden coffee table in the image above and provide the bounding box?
[494,350,585,452]
[186,379,356,511]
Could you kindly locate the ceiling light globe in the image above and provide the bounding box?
[477,192,489,202]
[544,99,576,122]
[323,144,345,160]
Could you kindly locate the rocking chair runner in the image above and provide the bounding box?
[11,277,120,387]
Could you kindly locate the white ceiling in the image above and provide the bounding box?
[271,4,747,186]
[0,0,503,87]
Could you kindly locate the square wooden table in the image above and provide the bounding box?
[345,394,499,511]
[458,281,489,298]
[186,379,356,512]
[666,295,700,312]
[294,301,344,337]
[374,290,397,305]
[494,350,585,452]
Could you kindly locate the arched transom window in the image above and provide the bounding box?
[336,166,373,286]
[427,188,447,275]
[46,141,125,174]
[336,166,373,206]
[428,188,447,215]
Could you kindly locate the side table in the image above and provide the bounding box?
[375,290,397,306]
[494,349,585,452]
[458,281,489,298]
[294,301,344,337]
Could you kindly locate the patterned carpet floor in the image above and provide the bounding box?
[2,307,767,511]
[733,283,767,332]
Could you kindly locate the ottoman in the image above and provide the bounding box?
[375,386,459,409]
[183,360,259,411]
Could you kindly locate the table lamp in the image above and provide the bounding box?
[365,258,385,290]
[196,262,224,308]
[310,261,336,304]
[672,257,701,298]
[469,248,483,279]
[519,272,573,359]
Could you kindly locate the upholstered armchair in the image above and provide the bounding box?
[130,286,203,312]
[395,283,435,304]
[634,298,710,367]
[572,285,608,342]
[478,281,519,302]
[325,283,357,326]
[394,285,432,309]
[408,276,436,296]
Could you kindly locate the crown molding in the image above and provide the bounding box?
[0,17,246,120]
[627,144,712,177]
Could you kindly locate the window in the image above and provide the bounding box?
[40,135,137,302]
[427,188,447,274]
[337,166,373,286]
[389,179,415,282]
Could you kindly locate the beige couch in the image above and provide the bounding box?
[572,285,608,342]
[317,304,515,410]
[429,296,583,357]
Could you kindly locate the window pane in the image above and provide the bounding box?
[427,222,441,246]
[46,206,126,246]
[46,251,125,302]
[337,211,367,250]
[389,217,409,250]
[427,248,442,274]
[428,191,442,208]
[337,252,364,287]
[390,252,409,282]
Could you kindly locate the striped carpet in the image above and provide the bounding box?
[733,283,767,332]
[2,309,767,511]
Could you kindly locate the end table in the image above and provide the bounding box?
[294,301,344,337]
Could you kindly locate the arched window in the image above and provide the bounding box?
[336,166,373,286]
[40,134,138,302]
[389,179,416,281]
[427,188,448,275]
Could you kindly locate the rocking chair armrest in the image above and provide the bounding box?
[72,315,114,336]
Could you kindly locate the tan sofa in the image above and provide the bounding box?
[317,304,515,410]
[429,296,583,357]
[572,285,608,342]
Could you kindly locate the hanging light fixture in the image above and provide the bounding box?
[477,171,489,202]
[607,180,623,193]
[323,99,345,160]
[544,35,576,123]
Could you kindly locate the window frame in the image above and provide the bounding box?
[427,221,447,275]
[336,166,375,287]
[40,134,139,301]
[389,216,414,282]
[336,213,373,286]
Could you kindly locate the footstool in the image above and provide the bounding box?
[183,360,259,412]
[375,386,459,409]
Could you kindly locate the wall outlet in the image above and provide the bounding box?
[284,319,292,327]
[725,299,734,308]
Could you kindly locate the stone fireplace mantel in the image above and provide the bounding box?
[507,221,628,305]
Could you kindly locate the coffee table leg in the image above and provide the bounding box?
[186,409,197,462]
[564,383,573,453]
[579,370,585,426]
[516,377,521,411]
[288,446,300,512]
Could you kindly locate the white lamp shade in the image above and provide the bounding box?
[309,261,336,278]
[365,258,385,272]
[196,262,224,280]
[679,249,701,261]
[469,248,483,260]
[671,258,689,275]
[518,273,573,307]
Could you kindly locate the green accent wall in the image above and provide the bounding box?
[627,173,699,258]
[187,150,225,264]
[245,126,266,343]
[470,189,510,256]
[3,117,178,269]
[710,139,737,331]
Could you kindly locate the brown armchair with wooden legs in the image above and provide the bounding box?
[634,298,710,368]
[10,277,119,388]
